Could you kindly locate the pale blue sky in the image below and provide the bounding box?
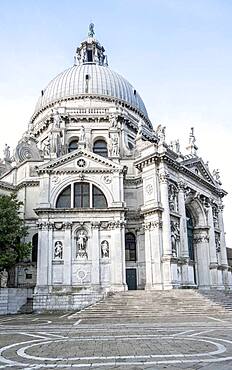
[0,0,232,243]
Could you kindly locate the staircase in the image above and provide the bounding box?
[18,297,33,314]
[73,290,232,322]
[199,290,232,311]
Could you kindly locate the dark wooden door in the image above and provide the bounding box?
[126,268,137,290]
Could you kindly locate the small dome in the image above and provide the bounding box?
[33,64,148,120]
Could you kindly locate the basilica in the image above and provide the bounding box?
[0,25,230,311]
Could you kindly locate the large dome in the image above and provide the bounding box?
[33,63,148,120]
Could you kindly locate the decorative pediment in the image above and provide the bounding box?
[36,149,123,174]
[181,157,216,185]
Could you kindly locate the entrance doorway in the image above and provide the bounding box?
[186,209,197,285]
[126,268,137,290]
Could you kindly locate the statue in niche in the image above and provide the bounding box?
[76,230,88,259]
[168,184,178,212]
[170,221,180,257]
[101,240,109,258]
[54,241,63,260]
[110,133,119,156]
[80,126,86,142]
[0,269,8,288]
[3,144,11,161]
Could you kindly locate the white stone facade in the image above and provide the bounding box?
[0,26,231,310]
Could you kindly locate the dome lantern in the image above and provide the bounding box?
[74,24,108,67]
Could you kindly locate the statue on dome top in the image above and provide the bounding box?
[88,23,95,38]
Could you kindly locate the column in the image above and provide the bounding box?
[144,222,152,290]
[207,205,218,287]
[91,222,100,288]
[218,205,229,286]
[110,221,125,290]
[63,222,72,288]
[150,220,163,290]
[159,167,172,289]
[36,222,49,291]
[194,229,210,289]
[178,182,189,258]
[120,221,127,287]
[47,223,54,289]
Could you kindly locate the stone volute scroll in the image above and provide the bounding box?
[101,240,109,258]
[15,132,41,163]
[54,241,63,260]
[76,230,88,259]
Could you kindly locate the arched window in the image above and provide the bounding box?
[93,140,108,158]
[32,233,38,263]
[56,185,71,208]
[92,184,107,208]
[186,209,194,261]
[125,232,136,261]
[68,139,79,153]
[56,182,107,209]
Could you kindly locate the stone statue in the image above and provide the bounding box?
[3,144,11,161]
[170,221,180,257]
[43,137,50,156]
[80,126,86,142]
[54,241,63,260]
[189,127,196,145]
[109,114,118,129]
[101,240,109,258]
[88,23,95,37]
[0,269,8,288]
[213,169,221,182]
[110,134,119,156]
[49,131,62,157]
[76,230,88,259]
[168,184,178,212]
[156,125,166,143]
[52,109,61,129]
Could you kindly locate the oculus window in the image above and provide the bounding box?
[56,182,107,209]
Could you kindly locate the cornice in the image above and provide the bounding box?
[34,206,126,215]
[16,181,40,190]
[30,94,152,128]
[0,180,15,191]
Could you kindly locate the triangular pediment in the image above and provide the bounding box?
[37,149,123,174]
[181,157,216,185]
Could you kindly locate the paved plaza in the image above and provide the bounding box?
[1,311,232,369]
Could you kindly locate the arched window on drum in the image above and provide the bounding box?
[68,139,79,153]
[93,140,108,158]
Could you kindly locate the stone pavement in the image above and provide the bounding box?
[1,310,232,369]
